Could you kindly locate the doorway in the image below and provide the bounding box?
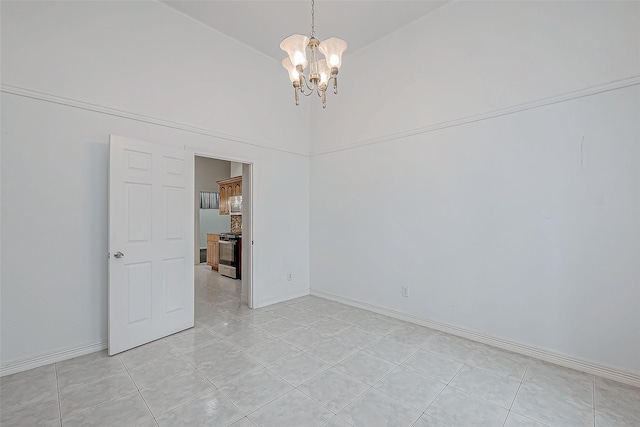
[193,153,253,310]
[108,135,254,356]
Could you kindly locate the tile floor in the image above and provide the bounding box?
[1,264,639,426]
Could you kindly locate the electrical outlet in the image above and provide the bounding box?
[287,273,293,281]
[402,286,409,297]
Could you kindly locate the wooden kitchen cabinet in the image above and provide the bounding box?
[216,176,242,215]
[219,186,227,214]
[207,233,220,270]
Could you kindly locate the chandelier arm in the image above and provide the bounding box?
[299,75,317,94]
[299,81,315,97]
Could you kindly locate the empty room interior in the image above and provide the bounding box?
[1,1,639,426]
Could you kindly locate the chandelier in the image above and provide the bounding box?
[280,0,347,108]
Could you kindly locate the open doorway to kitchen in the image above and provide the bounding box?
[193,154,253,316]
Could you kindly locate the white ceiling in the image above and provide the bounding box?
[161,1,448,61]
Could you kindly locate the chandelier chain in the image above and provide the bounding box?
[310,0,315,38]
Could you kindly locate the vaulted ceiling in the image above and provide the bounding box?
[161,1,447,61]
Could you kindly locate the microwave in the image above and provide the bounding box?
[229,195,242,215]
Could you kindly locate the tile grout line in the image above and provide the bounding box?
[301,312,475,424]
[220,295,555,426]
[427,356,468,423]
[164,335,267,422]
[57,365,145,423]
[255,334,371,422]
[231,294,638,426]
[118,354,156,426]
[419,347,518,427]
[370,364,436,418]
[215,373,289,422]
[519,365,599,412]
[377,343,469,426]
[263,351,332,389]
[131,339,208,422]
[460,355,528,383]
[293,373,367,421]
[501,362,530,427]
[227,327,361,423]
[22,276,233,425]
[25,288,638,427]
[294,380,343,423]
[505,362,558,427]
[215,340,304,419]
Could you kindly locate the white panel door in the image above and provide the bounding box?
[109,135,194,355]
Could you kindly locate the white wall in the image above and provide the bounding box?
[1,1,310,154]
[198,210,229,248]
[310,1,640,376]
[311,1,640,153]
[1,1,311,370]
[230,162,243,177]
[195,156,231,253]
[2,0,639,380]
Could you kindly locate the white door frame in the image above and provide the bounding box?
[191,148,255,309]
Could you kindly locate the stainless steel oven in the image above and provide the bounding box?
[218,233,241,279]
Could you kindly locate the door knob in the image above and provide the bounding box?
[114,251,125,259]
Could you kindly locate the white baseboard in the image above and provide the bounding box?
[0,289,308,376]
[256,288,310,309]
[0,341,107,377]
[310,288,640,388]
